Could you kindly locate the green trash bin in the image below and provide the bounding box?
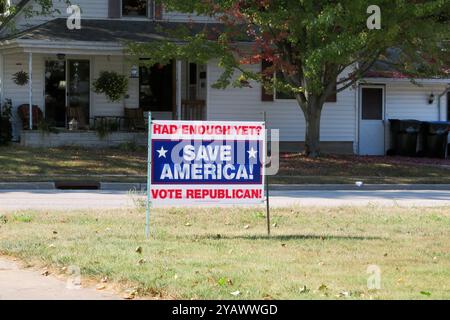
[389,119,422,156]
[422,121,450,159]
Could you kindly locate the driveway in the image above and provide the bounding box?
[0,257,119,300]
[1,189,450,209]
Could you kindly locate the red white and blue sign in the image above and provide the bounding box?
[150,120,266,204]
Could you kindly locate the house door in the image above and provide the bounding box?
[45,60,66,127]
[359,86,385,155]
[67,60,90,128]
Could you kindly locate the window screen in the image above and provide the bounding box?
[361,88,383,120]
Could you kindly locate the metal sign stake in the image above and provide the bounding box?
[146,112,153,239]
[263,112,271,237]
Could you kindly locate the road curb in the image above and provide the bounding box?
[269,184,450,191]
[0,182,55,190]
[0,182,450,191]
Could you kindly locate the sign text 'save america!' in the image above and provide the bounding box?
[150,121,266,204]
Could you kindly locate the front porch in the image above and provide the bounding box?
[0,19,209,144]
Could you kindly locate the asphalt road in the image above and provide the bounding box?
[1,189,450,210]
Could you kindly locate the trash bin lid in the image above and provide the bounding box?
[397,120,422,132]
[424,121,450,134]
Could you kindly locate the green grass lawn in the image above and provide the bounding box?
[0,145,147,182]
[1,145,450,184]
[1,206,449,299]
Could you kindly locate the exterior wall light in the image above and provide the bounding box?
[428,93,435,105]
[130,65,139,78]
[57,53,66,61]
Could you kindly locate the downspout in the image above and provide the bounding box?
[438,86,450,121]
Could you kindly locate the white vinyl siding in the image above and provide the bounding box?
[163,10,216,23]
[11,0,108,33]
[206,60,357,142]
[3,1,215,37]
[384,83,448,121]
[2,53,44,138]
[91,55,125,117]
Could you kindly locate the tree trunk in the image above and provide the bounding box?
[302,98,324,158]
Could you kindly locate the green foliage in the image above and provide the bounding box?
[92,71,129,102]
[94,119,119,139]
[131,0,449,156]
[11,214,34,223]
[37,119,59,135]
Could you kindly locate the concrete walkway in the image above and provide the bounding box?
[1,189,450,209]
[0,257,119,300]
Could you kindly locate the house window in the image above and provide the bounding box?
[122,0,147,17]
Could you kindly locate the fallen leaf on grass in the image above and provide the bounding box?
[230,291,241,297]
[123,289,138,300]
[243,225,250,229]
[420,291,432,297]
[339,291,351,298]
[96,284,106,291]
[135,246,143,254]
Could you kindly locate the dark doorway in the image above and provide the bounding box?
[139,61,174,115]
[45,60,66,127]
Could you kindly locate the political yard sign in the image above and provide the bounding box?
[149,120,266,205]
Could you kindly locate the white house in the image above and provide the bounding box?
[0,0,448,155]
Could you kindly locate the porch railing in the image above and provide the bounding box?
[181,100,206,121]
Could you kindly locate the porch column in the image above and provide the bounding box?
[176,60,182,120]
[28,52,33,130]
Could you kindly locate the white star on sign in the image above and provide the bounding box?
[247,147,258,159]
[157,146,168,158]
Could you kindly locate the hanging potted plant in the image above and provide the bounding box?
[12,70,29,86]
[92,71,129,102]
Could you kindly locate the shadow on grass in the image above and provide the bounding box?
[190,234,385,241]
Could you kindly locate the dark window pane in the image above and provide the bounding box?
[189,63,197,85]
[362,88,383,120]
[139,61,173,112]
[123,0,147,16]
